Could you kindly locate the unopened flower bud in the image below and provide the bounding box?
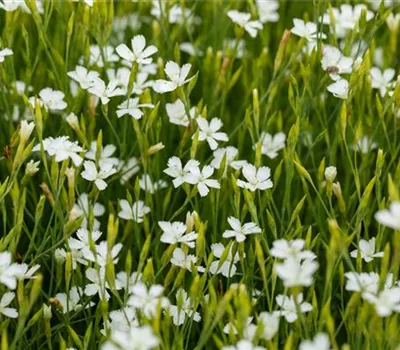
[20,121,35,145]
[354,57,363,71]
[324,166,337,182]
[66,113,80,130]
[43,304,52,319]
[26,159,40,176]
[147,142,165,156]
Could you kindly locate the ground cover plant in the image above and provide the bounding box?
[0,0,400,349]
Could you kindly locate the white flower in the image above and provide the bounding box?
[370,67,396,97]
[67,66,100,89]
[13,264,40,280]
[88,78,124,105]
[54,248,87,270]
[85,241,123,267]
[85,141,120,168]
[322,5,374,38]
[131,72,155,95]
[33,88,68,111]
[344,272,381,295]
[33,136,84,166]
[158,221,198,248]
[68,228,102,253]
[116,98,154,120]
[119,157,140,185]
[170,248,205,272]
[0,252,24,290]
[223,317,255,339]
[71,193,105,231]
[210,146,246,172]
[116,35,158,65]
[86,45,119,68]
[274,293,312,323]
[0,292,18,318]
[209,243,241,278]
[257,132,286,159]
[363,287,400,317]
[237,164,273,191]
[350,237,384,263]
[81,161,117,191]
[275,257,319,287]
[128,283,169,318]
[270,239,316,260]
[139,174,168,194]
[327,79,349,99]
[386,13,400,32]
[166,99,196,126]
[222,340,266,350]
[0,48,13,62]
[101,325,159,350]
[55,286,90,313]
[227,10,263,38]
[168,289,201,326]
[291,19,326,41]
[115,271,142,291]
[222,217,261,242]
[375,201,400,230]
[85,267,110,301]
[153,61,193,94]
[164,157,190,187]
[258,312,280,341]
[185,164,221,197]
[322,46,353,81]
[300,333,331,350]
[256,0,279,23]
[118,200,151,223]
[354,135,378,154]
[196,117,228,150]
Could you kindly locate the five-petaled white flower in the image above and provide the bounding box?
[354,135,378,154]
[32,88,68,111]
[275,257,319,287]
[88,78,124,105]
[153,61,193,93]
[222,340,266,350]
[375,201,400,230]
[256,0,279,23]
[85,141,120,168]
[227,10,263,38]
[71,193,105,231]
[209,243,241,278]
[117,98,154,120]
[270,239,316,260]
[185,164,221,197]
[118,200,151,223]
[327,78,349,99]
[33,136,84,166]
[274,293,312,323]
[81,160,117,191]
[67,65,100,89]
[170,247,205,272]
[363,287,400,317]
[163,157,200,188]
[237,163,273,191]
[322,45,353,81]
[168,288,201,326]
[350,237,384,263]
[370,67,396,97]
[222,217,261,242]
[158,221,198,248]
[196,117,229,151]
[291,19,326,41]
[166,99,196,127]
[257,132,286,159]
[116,35,158,65]
[258,312,280,341]
[128,283,170,318]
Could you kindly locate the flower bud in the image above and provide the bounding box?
[354,57,363,71]
[43,304,52,320]
[324,166,337,182]
[26,159,40,176]
[147,142,165,156]
[20,121,35,145]
[66,112,80,130]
